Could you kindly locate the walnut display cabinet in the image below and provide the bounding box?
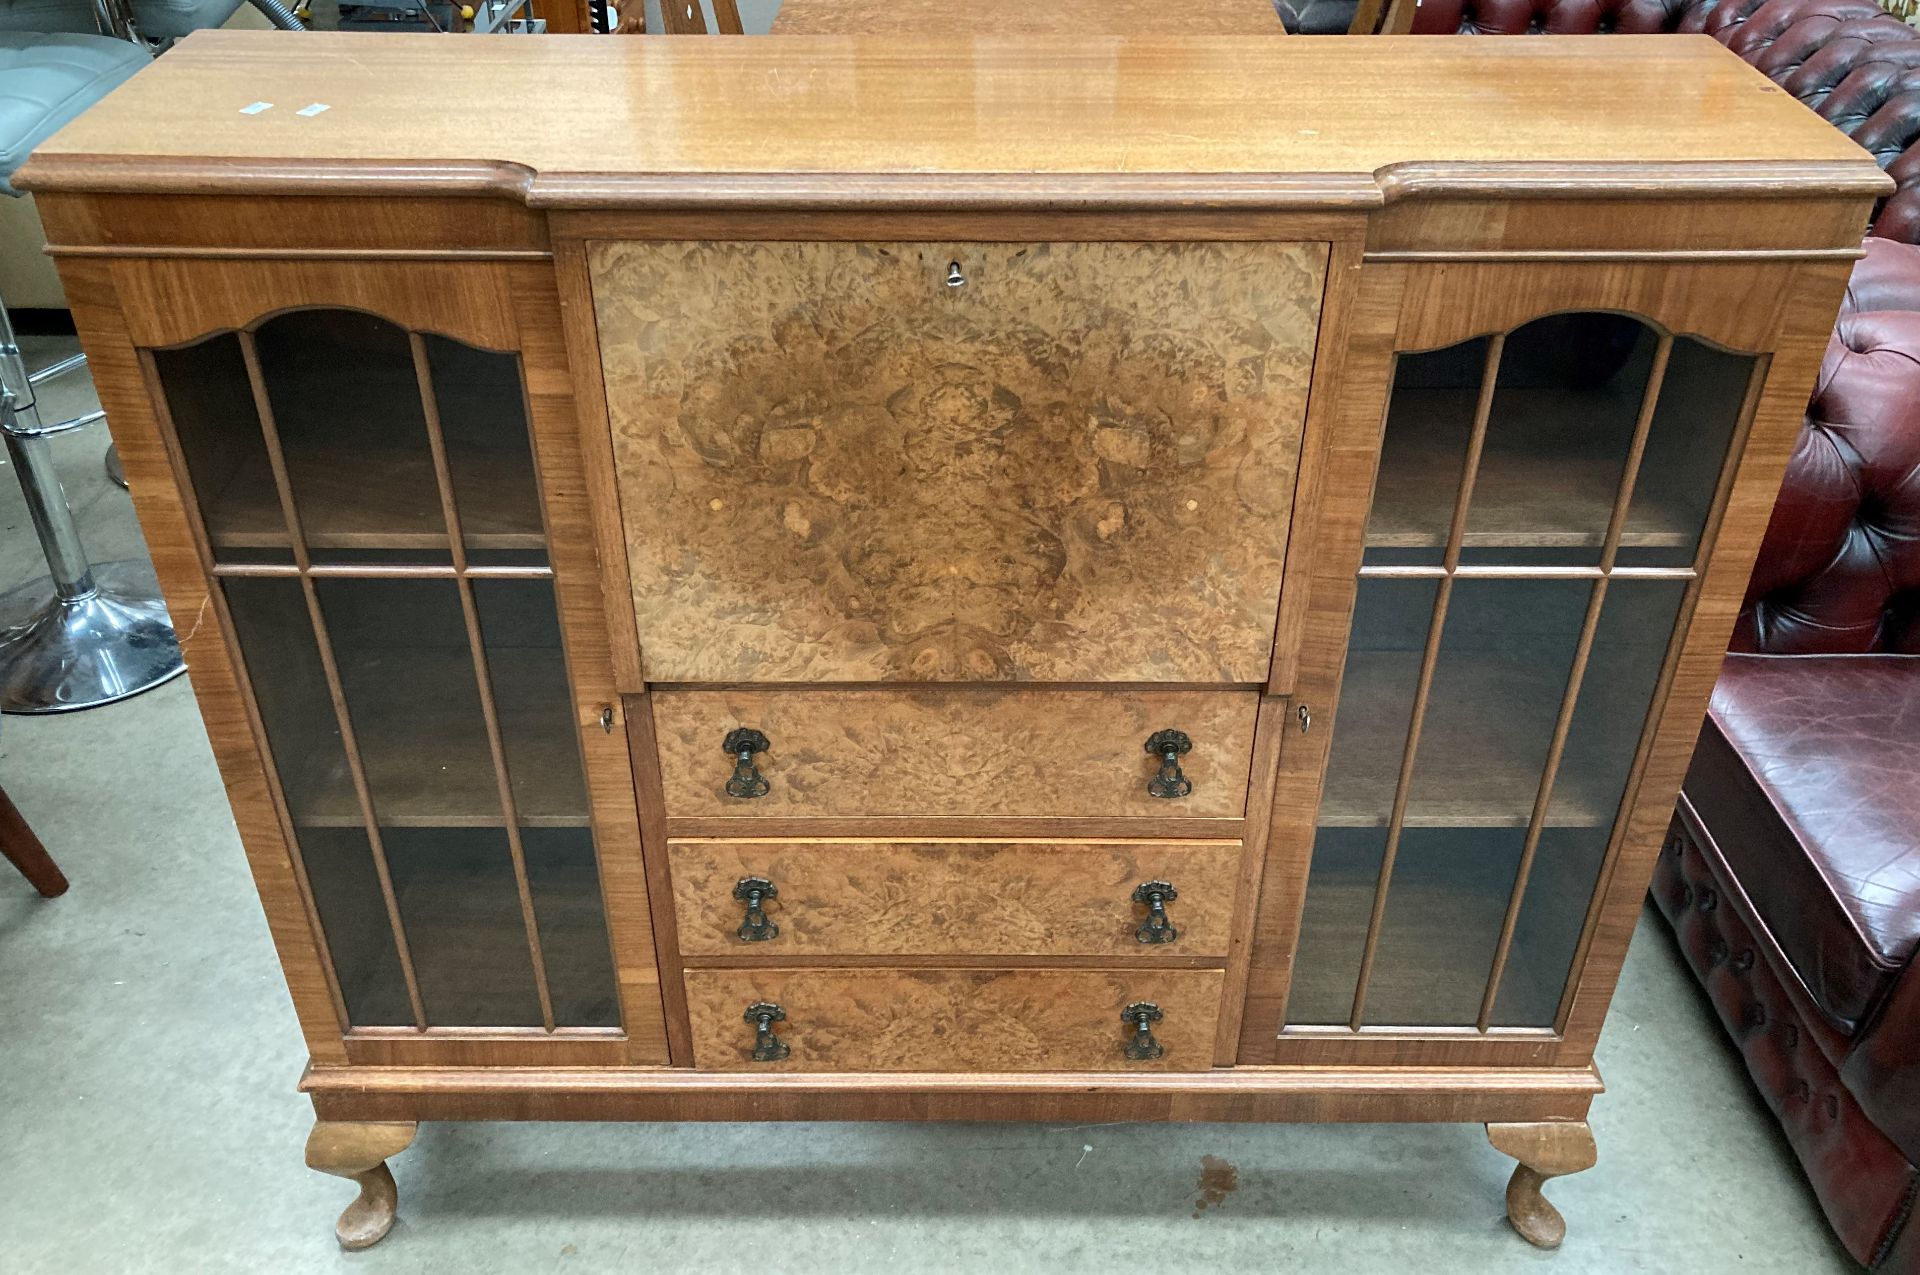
[20,30,1887,1251]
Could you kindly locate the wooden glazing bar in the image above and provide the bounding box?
[410,333,557,1034]
[1357,564,1696,581]
[1346,335,1504,1030]
[1475,337,1672,1030]
[238,331,431,1031]
[137,350,354,1031]
[209,562,555,579]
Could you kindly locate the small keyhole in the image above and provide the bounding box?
[945,261,965,288]
[1297,703,1312,733]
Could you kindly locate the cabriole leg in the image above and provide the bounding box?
[1486,1120,1597,1249]
[305,1120,418,1250]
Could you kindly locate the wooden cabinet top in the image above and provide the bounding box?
[19,31,1885,210]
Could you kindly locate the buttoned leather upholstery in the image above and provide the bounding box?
[1736,236,1920,655]
[1655,811,1920,1269]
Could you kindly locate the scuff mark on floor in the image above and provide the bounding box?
[1193,1154,1238,1218]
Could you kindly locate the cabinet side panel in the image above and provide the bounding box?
[56,255,350,1064]
[510,262,668,1063]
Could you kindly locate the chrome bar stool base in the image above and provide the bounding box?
[0,558,184,713]
[1,296,183,714]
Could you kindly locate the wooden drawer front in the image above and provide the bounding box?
[592,239,1327,684]
[652,688,1257,819]
[684,968,1224,1072]
[669,839,1242,957]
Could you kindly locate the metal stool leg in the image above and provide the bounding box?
[0,304,182,713]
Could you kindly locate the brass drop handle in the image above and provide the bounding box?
[1144,729,1193,799]
[1122,1002,1165,1061]
[745,1001,790,1062]
[945,260,966,288]
[722,727,770,799]
[734,876,779,943]
[1133,880,1179,944]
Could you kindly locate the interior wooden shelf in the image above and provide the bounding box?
[1320,649,1634,829]
[203,448,546,552]
[280,648,588,829]
[1367,387,1695,550]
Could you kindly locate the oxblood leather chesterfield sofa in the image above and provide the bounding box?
[1411,2,1920,1268]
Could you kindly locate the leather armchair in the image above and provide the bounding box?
[1660,233,1920,1271]
[1410,7,1920,1268]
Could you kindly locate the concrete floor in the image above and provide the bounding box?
[0,334,1858,1272]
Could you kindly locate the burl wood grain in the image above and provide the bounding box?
[651,688,1258,819]
[592,240,1327,682]
[668,839,1242,957]
[684,967,1224,1072]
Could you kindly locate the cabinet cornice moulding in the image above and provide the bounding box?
[17,156,1892,210]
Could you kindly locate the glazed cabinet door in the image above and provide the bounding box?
[1274,284,1781,1054]
[589,240,1329,683]
[114,259,666,1064]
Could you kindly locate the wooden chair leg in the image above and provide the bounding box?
[1487,1120,1598,1248]
[0,782,66,898]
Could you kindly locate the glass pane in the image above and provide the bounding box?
[474,579,610,1026]
[1289,578,1436,1027]
[1493,579,1689,1026]
[1365,827,1525,1026]
[525,828,620,1028]
[1360,577,1589,1027]
[253,310,445,564]
[1489,826,1609,1028]
[150,334,291,566]
[300,828,411,1026]
[1317,578,1440,829]
[1624,338,1758,567]
[222,577,347,826]
[1364,338,1490,565]
[222,577,412,1025]
[1459,314,1659,566]
[385,828,542,1027]
[313,577,501,826]
[473,579,588,825]
[1404,578,1589,826]
[1286,828,1386,1025]
[424,335,546,560]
